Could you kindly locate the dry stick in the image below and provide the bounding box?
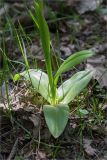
[36,121,41,159]
[7,138,18,160]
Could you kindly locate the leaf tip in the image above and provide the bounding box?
[13,73,20,82]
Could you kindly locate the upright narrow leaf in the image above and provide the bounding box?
[34,1,53,87]
[29,10,39,29]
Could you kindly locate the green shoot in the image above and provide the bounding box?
[14,0,95,138]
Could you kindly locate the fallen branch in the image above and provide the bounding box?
[7,138,18,160]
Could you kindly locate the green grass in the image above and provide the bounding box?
[0,0,106,159]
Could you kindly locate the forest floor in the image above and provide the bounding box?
[0,1,107,159]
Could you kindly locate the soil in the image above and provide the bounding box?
[0,0,107,159]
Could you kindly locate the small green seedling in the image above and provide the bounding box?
[14,0,94,138]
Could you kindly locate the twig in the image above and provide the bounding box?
[7,138,18,160]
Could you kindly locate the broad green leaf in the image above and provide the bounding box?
[78,109,89,117]
[98,8,107,15]
[43,104,70,138]
[55,50,94,79]
[58,70,94,104]
[13,73,20,81]
[19,69,51,103]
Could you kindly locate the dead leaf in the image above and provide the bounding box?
[13,3,25,11]
[37,151,46,160]
[60,46,71,57]
[29,114,40,138]
[83,138,97,156]
[0,82,7,99]
[29,45,41,58]
[92,43,107,54]
[29,114,40,128]
[0,4,10,17]
[75,0,103,14]
[102,104,107,110]
[67,0,77,6]
[86,54,107,87]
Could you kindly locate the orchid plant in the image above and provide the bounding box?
[14,0,94,138]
